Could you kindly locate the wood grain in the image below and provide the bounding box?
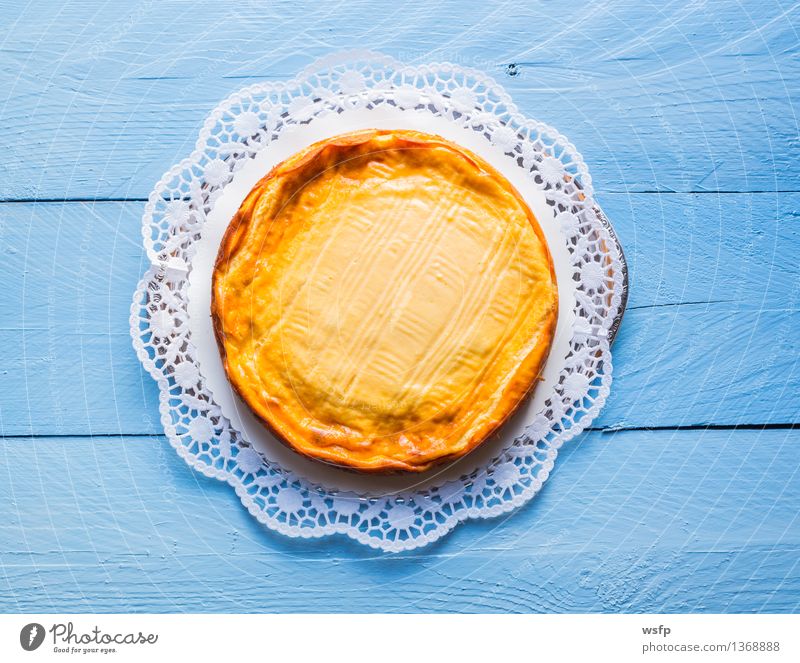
[0,0,798,198]
[1,194,797,436]
[1,430,797,612]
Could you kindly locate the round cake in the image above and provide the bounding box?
[212,129,558,473]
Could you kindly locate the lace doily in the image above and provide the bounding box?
[130,51,626,552]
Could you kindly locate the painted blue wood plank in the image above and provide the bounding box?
[5,305,798,436]
[1,429,797,612]
[1,194,798,435]
[0,0,797,198]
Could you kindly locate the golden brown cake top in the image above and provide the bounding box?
[212,129,558,472]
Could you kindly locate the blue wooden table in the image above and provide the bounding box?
[1,0,798,613]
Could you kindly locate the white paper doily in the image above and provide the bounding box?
[130,51,626,552]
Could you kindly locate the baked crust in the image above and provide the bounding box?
[212,129,558,473]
